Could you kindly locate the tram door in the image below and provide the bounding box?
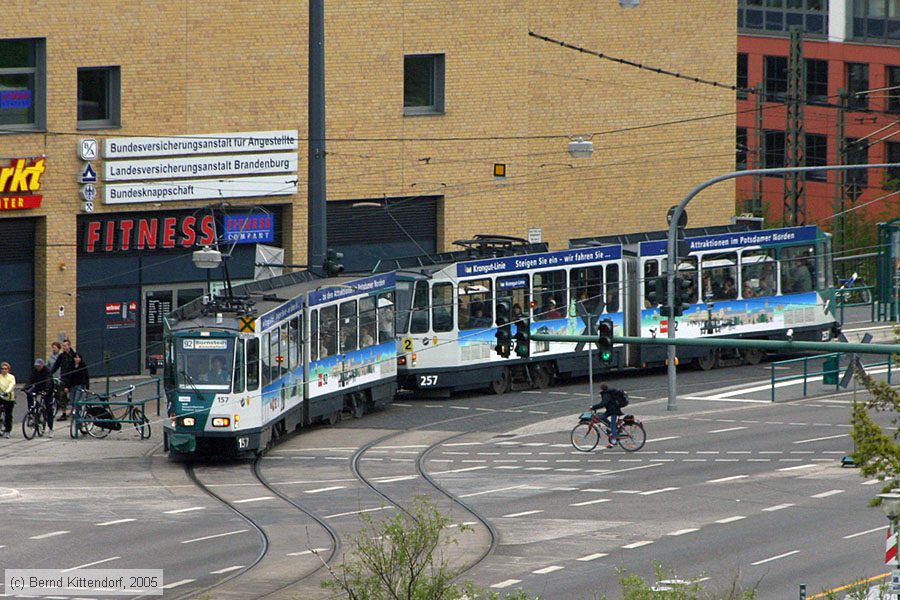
[142,285,204,372]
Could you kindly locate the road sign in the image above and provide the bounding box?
[839,332,872,388]
[80,183,97,202]
[78,162,97,183]
[79,138,99,161]
[239,316,256,333]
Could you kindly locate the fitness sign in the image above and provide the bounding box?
[0,157,46,212]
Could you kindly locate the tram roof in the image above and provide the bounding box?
[568,224,758,249]
[371,234,549,274]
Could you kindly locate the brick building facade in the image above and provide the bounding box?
[0,1,736,374]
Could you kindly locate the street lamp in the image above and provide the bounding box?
[192,246,222,269]
[567,136,593,158]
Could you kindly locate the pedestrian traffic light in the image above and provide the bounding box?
[324,247,345,277]
[495,324,512,358]
[514,322,531,358]
[646,276,668,311]
[597,318,614,364]
[672,275,693,316]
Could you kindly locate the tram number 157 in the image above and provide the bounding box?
[419,375,439,387]
[237,436,249,449]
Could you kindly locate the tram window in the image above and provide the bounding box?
[820,239,832,289]
[701,253,737,301]
[359,296,377,348]
[233,339,245,393]
[605,264,620,313]
[321,305,338,357]
[246,338,259,391]
[533,270,566,321]
[395,280,413,334]
[643,259,663,307]
[270,328,281,382]
[378,292,395,343]
[740,249,776,298]
[310,309,319,362]
[410,280,429,334]
[780,245,815,293]
[677,257,698,304]
[459,278,493,330]
[571,267,603,314]
[340,300,358,353]
[289,316,301,367]
[496,275,529,326]
[432,282,454,332]
[279,323,290,375]
[261,333,271,387]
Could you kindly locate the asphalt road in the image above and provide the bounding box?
[0,340,895,600]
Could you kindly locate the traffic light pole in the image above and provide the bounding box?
[665,163,899,411]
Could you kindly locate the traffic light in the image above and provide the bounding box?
[646,276,668,311]
[495,324,512,358]
[672,275,693,316]
[324,247,345,277]
[597,318,614,363]
[514,322,531,358]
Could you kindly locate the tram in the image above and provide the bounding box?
[162,271,397,457]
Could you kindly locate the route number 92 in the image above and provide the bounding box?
[419,375,439,387]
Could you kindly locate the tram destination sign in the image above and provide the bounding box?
[308,273,396,307]
[457,246,622,278]
[639,225,821,257]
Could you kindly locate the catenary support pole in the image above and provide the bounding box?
[307,0,327,272]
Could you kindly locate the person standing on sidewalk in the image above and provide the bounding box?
[51,340,76,420]
[63,353,90,422]
[0,362,17,438]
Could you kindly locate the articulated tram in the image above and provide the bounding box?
[381,225,840,394]
[163,271,396,457]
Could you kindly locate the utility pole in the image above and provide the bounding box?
[783,27,806,226]
[308,0,327,273]
[751,83,764,215]
[833,89,848,264]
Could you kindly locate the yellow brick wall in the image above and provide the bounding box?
[0,0,735,358]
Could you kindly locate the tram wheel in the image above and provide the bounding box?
[695,350,718,371]
[327,410,341,426]
[531,363,552,389]
[489,368,511,395]
[351,397,365,419]
[743,348,765,366]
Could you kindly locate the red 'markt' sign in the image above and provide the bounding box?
[0,157,45,211]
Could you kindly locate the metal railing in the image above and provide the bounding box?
[71,379,161,438]
[770,353,895,402]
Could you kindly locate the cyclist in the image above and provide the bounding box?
[25,358,54,438]
[591,383,623,448]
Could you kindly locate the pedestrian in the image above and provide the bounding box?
[26,358,54,438]
[591,383,624,448]
[0,362,16,438]
[63,352,90,421]
[47,341,62,372]
[51,340,76,420]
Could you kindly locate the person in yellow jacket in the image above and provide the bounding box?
[0,362,16,438]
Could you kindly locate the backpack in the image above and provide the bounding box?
[613,389,629,409]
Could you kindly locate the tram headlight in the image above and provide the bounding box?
[212,417,231,427]
[182,417,196,427]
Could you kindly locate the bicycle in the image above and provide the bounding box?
[22,390,54,440]
[570,410,646,452]
[70,386,148,440]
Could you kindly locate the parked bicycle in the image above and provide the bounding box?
[70,385,150,440]
[22,389,54,440]
[570,410,646,452]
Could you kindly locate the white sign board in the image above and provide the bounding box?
[79,138,98,161]
[104,152,298,181]
[528,227,543,244]
[103,175,298,204]
[103,130,298,158]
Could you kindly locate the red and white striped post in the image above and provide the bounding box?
[888,522,900,598]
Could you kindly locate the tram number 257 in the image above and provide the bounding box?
[419,375,439,387]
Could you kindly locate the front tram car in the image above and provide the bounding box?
[162,271,397,458]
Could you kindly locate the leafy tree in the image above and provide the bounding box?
[599,566,756,600]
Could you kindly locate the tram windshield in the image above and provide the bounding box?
[174,337,236,391]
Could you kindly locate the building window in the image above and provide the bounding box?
[852,0,900,44]
[846,138,869,187]
[847,63,870,110]
[404,54,445,116]
[888,66,900,113]
[78,66,120,128]
[805,133,827,181]
[764,129,786,175]
[885,141,900,187]
[764,56,788,102]
[737,128,748,170]
[738,0,827,36]
[737,53,749,99]
[806,58,828,105]
[0,38,45,130]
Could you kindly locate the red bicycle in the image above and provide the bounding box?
[570,410,646,452]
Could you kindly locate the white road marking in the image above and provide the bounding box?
[570,499,611,507]
[61,556,120,572]
[708,426,748,434]
[793,434,848,444]
[325,506,392,519]
[751,550,799,566]
[29,530,69,540]
[286,548,329,556]
[843,525,889,539]
[762,504,795,512]
[233,496,274,504]
[306,485,346,493]
[432,466,489,475]
[491,580,522,589]
[577,553,608,561]
[863,479,882,486]
[533,566,564,574]
[162,579,196,589]
[602,463,665,475]
[778,464,816,472]
[459,485,527,498]
[640,487,679,496]
[715,516,747,524]
[444,441,482,447]
[612,490,642,494]
[181,529,249,544]
[501,510,544,518]
[647,436,681,443]
[668,528,699,536]
[164,507,205,514]
[811,489,845,499]
[392,403,412,407]
[210,565,245,574]
[706,475,748,483]
[622,540,653,549]
[95,518,136,526]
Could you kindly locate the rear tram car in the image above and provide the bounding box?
[163,271,397,457]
